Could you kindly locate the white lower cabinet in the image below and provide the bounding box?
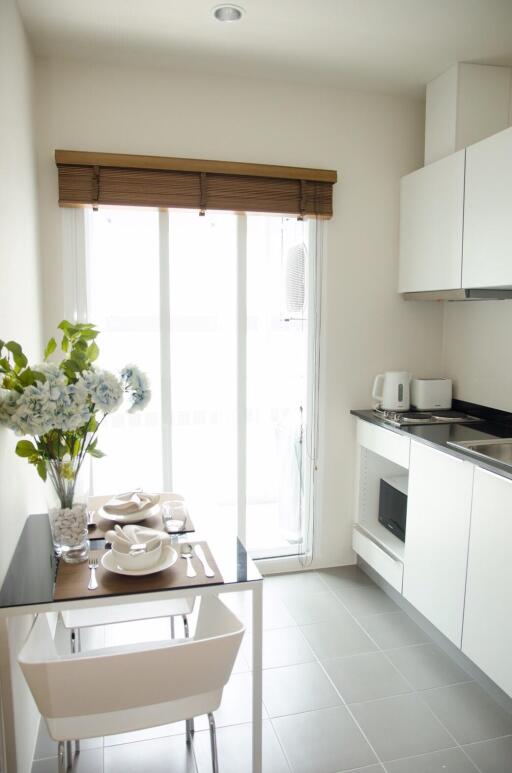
[403,442,474,647]
[462,467,512,697]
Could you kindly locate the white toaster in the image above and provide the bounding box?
[411,378,452,410]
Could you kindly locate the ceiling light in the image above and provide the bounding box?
[213,4,244,22]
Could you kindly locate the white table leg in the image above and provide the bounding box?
[252,582,263,773]
[0,616,17,772]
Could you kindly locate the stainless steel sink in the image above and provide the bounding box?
[447,438,512,467]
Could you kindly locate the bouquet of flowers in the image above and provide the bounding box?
[0,320,150,559]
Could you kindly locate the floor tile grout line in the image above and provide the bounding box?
[340,679,475,708]
[314,569,486,773]
[266,573,388,769]
[267,716,294,772]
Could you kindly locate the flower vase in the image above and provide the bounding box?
[46,459,89,563]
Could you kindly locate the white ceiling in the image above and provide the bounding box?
[18,0,512,97]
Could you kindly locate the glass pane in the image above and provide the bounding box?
[246,215,310,557]
[86,207,163,493]
[168,211,238,531]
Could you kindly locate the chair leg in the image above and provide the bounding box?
[65,740,72,770]
[183,618,195,738]
[208,713,219,773]
[170,616,175,639]
[70,631,81,754]
[58,741,65,773]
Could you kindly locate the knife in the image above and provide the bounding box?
[194,544,215,577]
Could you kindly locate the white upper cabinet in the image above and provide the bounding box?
[398,150,465,293]
[403,441,474,646]
[462,126,512,289]
[462,467,512,697]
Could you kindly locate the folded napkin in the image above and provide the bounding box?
[103,491,159,515]
[105,524,170,553]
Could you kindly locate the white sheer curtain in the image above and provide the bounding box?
[85,207,163,493]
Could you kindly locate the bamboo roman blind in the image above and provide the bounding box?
[55,150,337,218]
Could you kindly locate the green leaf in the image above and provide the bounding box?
[61,336,69,353]
[88,447,105,459]
[67,358,82,372]
[6,341,28,370]
[31,370,47,383]
[14,352,28,369]
[5,341,22,355]
[80,329,98,340]
[0,357,10,372]
[61,361,75,380]
[44,337,57,360]
[36,460,47,481]
[18,369,36,386]
[87,342,99,362]
[16,440,37,457]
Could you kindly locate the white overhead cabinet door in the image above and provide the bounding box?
[398,150,465,293]
[462,467,512,697]
[463,126,512,288]
[403,442,474,646]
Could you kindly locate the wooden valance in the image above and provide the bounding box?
[55,150,337,218]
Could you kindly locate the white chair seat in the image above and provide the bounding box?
[60,598,195,630]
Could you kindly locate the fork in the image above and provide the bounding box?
[87,557,99,590]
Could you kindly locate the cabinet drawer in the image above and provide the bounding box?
[357,419,410,469]
[353,525,404,592]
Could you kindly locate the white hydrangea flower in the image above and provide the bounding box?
[127,387,152,414]
[10,382,56,436]
[0,389,20,428]
[120,364,151,413]
[52,381,91,431]
[80,369,123,414]
[34,363,66,389]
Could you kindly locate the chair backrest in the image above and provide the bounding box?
[88,492,184,511]
[19,595,244,720]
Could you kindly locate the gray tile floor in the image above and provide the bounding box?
[32,566,512,772]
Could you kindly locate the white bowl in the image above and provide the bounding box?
[112,541,162,571]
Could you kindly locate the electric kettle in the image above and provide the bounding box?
[372,371,411,411]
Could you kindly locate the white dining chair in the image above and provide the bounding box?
[19,595,244,772]
[61,493,196,752]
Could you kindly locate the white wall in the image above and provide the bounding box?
[0,1,44,770]
[443,301,512,411]
[35,57,444,569]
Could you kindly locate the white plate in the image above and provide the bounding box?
[101,545,178,576]
[98,501,161,524]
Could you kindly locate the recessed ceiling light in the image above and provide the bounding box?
[213,4,245,22]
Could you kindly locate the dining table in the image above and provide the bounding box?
[0,512,263,773]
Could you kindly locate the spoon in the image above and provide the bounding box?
[181,544,197,578]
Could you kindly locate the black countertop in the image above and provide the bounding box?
[351,408,512,481]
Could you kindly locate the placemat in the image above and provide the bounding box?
[54,541,223,601]
[88,511,195,540]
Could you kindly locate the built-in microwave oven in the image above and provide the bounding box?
[378,475,408,542]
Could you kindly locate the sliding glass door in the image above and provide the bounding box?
[83,207,320,559]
